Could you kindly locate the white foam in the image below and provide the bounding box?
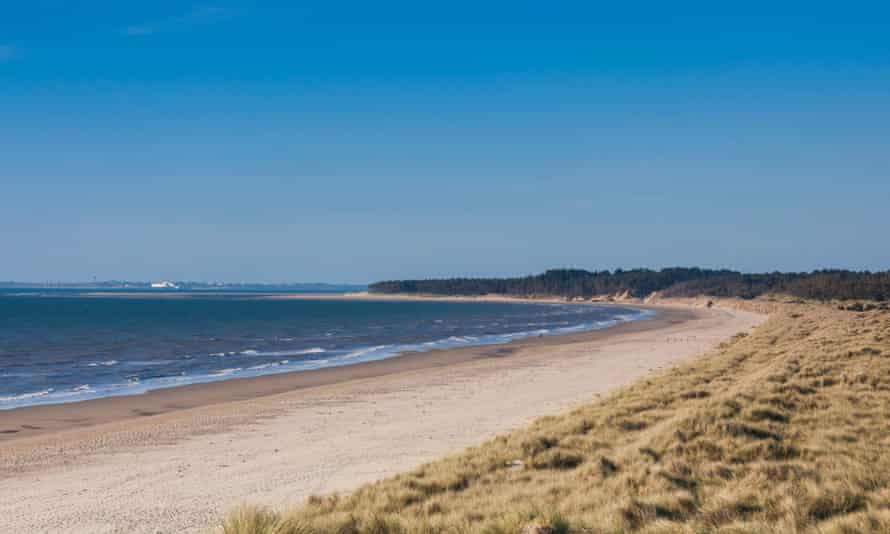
[209,367,242,377]
[342,345,390,359]
[235,347,326,357]
[88,359,118,367]
[0,389,54,402]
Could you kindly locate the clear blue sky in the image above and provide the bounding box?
[2,2,889,283]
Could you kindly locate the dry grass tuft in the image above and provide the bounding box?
[216,301,890,533]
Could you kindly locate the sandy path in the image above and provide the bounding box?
[0,305,764,533]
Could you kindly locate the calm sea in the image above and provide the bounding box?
[0,291,652,409]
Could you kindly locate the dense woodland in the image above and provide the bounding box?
[369,268,890,301]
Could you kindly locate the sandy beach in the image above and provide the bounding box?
[0,302,765,533]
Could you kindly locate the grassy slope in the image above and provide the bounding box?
[221,301,890,533]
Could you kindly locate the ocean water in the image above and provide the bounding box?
[0,291,653,410]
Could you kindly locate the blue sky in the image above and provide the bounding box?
[2,2,889,283]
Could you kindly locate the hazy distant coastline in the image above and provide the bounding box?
[0,281,367,292]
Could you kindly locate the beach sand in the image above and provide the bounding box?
[0,303,765,533]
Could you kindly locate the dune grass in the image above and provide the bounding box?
[218,300,890,533]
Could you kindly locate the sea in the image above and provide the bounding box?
[0,290,653,410]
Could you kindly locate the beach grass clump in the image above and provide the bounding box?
[216,300,890,533]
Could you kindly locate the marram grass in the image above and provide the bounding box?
[217,300,890,533]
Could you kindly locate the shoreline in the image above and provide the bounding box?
[0,301,670,443]
[1,293,642,413]
[0,302,766,534]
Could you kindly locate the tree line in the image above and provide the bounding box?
[369,268,890,301]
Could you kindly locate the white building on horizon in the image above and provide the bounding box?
[150,281,179,289]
